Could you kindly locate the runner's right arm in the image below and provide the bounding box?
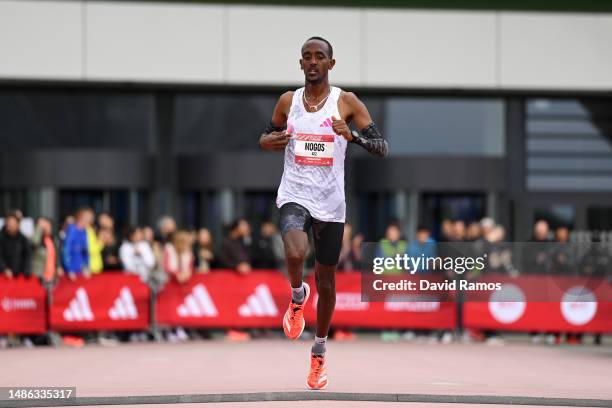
[259,92,293,151]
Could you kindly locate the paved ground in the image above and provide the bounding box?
[1,338,611,407]
[72,404,575,408]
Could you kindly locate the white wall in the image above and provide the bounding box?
[226,6,363,86]
[0,1,83,79]
[0,0,611,91]
[86,2,224,82]
[364,10,497,88]
[500,12,612,90]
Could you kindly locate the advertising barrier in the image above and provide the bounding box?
[304,273,457,329]
[464,274,612,333]
[156,270,290,328]
[0,276,47,334]
[50,274,150,332]
[2,271,609,334]
[156,271,456,329]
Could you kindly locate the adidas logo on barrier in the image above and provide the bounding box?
[238,284,278,317]
[108,287,138,320]
[177,284,218,317]
[63,287,94,321]
[319,117,333,128]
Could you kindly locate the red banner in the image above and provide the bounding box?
[156,271,455,329]
[304,273,456,329]
[464,275,612,333]
[0,276,47,334]
[156,271,290,328]
[50,274,150,332]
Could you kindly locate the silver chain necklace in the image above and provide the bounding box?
[303,87,331,111]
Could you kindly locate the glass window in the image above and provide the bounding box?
[384,98,505,156]
[173,93,277,153]
[0,90,154,151]
[526,98,612,192]
[533,205,575,230]
[587,207,612,231]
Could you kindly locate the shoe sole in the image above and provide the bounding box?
[283,282,311,340]
[306,378,328,390]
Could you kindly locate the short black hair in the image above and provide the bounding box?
[304,36,333,58]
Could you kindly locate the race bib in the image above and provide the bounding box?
[294,133,334,166]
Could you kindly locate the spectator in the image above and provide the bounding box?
[163,230,195,342]
[407,225,437,273]
[119,227,155,282]
[193,228,215,273]
[156,215,177,244]
[338,224,358,271]
[480,217,495,240]
[58,215,74,249]
[239,218,254,257]
[523,219,552,274]
[86,209,104,275]
[338,224,365,271]
[579,240,612,278]
[220,219,252,274]
[439,218,453,242]
[350,232,364,270]
[450,220,466,242]
[99,228,122,271]
[465,222,482,242]
[97,213,114,231]
[376,222,406,275]
[485,225,516,276]
[0,213,32,278]
[31,217,60,283]
[62,208,92,280]
[143,226,163,268]
[163,230,194,283]
[549,226,574,275]
[252,221,283,269]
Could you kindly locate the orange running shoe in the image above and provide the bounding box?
[283,282,310,339]
[306,353,328,390]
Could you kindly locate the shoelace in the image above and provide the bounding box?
[289,304,303,323]
[310,356,325,377]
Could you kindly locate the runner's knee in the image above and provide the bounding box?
[285,245,306,265]
[316,273,335,298]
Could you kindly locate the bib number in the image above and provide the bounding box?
[294,134,334,166]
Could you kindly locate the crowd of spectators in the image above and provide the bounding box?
[374,217,612,278]
[1,208,610,347]
[0,208,291,286]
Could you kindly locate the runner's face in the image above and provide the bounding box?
[300,40,334,84]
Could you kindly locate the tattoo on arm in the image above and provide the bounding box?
[351,122,389,158]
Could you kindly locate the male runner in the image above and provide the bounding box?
[259,36,388,390]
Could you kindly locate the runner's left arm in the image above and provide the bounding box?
[333,92,388,158]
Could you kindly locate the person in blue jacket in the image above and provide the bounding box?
[62,208,92,279]
[407,224,437,274]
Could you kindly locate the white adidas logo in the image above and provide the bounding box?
[63,287,94,321]
[108,287,138,320]
[238,284,278,317]
[177,284,218,317]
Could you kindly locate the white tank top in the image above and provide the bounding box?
[276,86,347,222]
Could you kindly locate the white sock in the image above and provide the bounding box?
[312,336,327,355]
[291,283,305,304]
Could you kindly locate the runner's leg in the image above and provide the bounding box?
[314,261,336,338]
[280,203,313,339]
[283,230,309,289]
